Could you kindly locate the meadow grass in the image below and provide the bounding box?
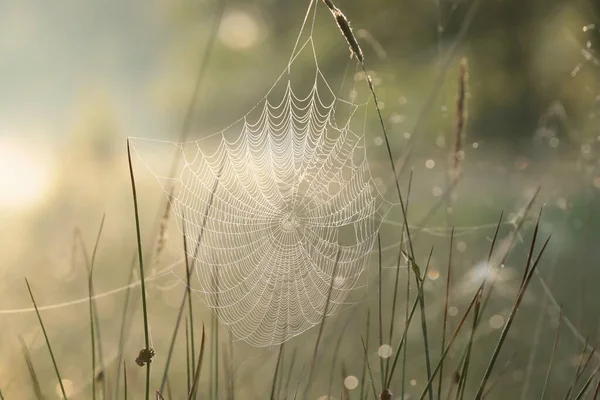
[7,0,600,399]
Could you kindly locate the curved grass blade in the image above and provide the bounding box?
[25,278,67,399]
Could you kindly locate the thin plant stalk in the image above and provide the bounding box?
[188,325,207,400]
[81,216,106,400]
[25,279,67,399]
[437,228,454,399]
[473,235,551,400]
[19,336,43,400]
[360,310,370,400]
[361,337,378,399]
[127,139,152,400]
[541,306,563,400]
[270,344,285,400]
[377,233,385,390]
[304,248,342,393]
[182,213,196,391]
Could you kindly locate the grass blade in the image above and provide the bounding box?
[541,306,563,399]
[361,336,378,399]
[305,248,342,394]
[413,248,435,399]
[328,316,353,398]
[185,318,191,394]
[79,216,106,400]
[473,233,551,400]
[18,336,44,400]
[270,344,285,400]
[123,362,128,400]
[456,288,483,399]
[281,348,297,399]
[360,310,370,400]
[573,364,600,400]
[188,325,207,400]
[127,139,152,400]
[377,233,385,390]
[25,278,67,399]
[437,228,454,399]
[481,352,516,398]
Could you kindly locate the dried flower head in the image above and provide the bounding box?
[380,388,393,400]
[135,347,156,367]
[321,0,364,62]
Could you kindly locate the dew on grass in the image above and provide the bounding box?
[378,344,393,359]
[344,375,359,390]
[489,314,505,329]
[56,379,74,398]
[427,269,440,280]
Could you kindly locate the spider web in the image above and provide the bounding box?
[131,2,394,347]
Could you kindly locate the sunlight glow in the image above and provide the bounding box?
[0,137,54,210]
[219,9,262,50]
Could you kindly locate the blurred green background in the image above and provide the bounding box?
[1,0,600,398]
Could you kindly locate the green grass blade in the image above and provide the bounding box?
[281,348,297,399]
[185,318,191,394]
[361,336,378,399]
[181,212,196,394]
[123,362,128,400]
[377,233,385,390]
[386,285,420,388]
[480,352,516,398]
[540,306,562,400]
[414,248,435,400]
[292,362,307,400]
[564,341,596,400]
[327,316,353,398]
[456,288,483,399]
[591,374,600,399]
[18,336,44,400]
[25,278,67,399]
[473,234,551,400]
[416,283,482,400]
[188,324,207,400]
[79,216,106,400]
[360,310,370,400]
[341,363,350,400]
[270,344,284,400]
[437,228,454,399]
[114,255,137,399]
[305,248,341,394]
[127,138,152,400]
[159,282,190,392]
[573,364,600,400]
[386,170,412,382]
